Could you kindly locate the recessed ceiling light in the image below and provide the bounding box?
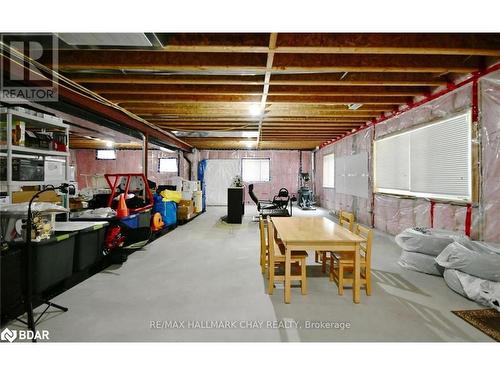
[249,104,262,117]
[241,140,256,149]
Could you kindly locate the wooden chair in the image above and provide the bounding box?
[329,223,373,296]
[259,215,285,274]
[259,215,269,274]
[266,217,308,295]
[316,209,356,273]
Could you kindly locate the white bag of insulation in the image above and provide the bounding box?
[443,269,466,296]
[395,228,467,257]
[436,240,500,282]
[398,250,444,276]
[443,269,500,312]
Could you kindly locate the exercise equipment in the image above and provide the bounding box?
[297,172,316,210]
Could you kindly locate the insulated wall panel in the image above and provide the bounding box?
[335,152,369,198]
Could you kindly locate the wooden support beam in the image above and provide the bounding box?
[257,33,278,146]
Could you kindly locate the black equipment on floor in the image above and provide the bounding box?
[248,184,291,217]
[297,172,316,210]
[227,186,245,224]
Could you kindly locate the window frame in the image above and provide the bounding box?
[241,157,271,183]
[322,153,335,188]
[158,157,179,174]
[96,149,116,160]
[373,110,474,203]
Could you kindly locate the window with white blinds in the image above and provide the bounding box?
[323,153,335,188]
[374,110,472,202]
[242,158,270,182]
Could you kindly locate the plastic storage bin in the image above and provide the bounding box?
[153,196,177,227]
[0,247,24,323]
[56,222,109,272]
[9,232,76,294]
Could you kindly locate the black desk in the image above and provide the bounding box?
[227,187,245,224]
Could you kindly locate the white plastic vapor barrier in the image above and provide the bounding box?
[204,159,240,206]
[334,152,369,198]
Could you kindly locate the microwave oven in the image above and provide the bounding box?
[0,157,45,181]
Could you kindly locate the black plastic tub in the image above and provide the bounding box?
[56,222,109,272]
[9,233,76,294]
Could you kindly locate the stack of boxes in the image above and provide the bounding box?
[166,177,203,222]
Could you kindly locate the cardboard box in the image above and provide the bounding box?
[12,190,62,204]
[182,180,200,192]
[177,201,195,221]
[181,191,193,201]
[178,199,194,208]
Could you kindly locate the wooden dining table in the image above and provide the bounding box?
[272,216,366,304]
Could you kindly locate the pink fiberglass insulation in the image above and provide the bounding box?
[375,84,473,139]
[314,71,499,241]
[398,199,416,234]
[480,71,500,243]
[433,204,458,232]
[371,82,475,237]
[147,150,180,185]
[414,199,431,228]
[314,127,373,226]
[72,149,143,188]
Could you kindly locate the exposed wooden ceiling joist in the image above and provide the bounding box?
[108,94,408,105]
[59,33,500,56]
[85,83,428,97]
[47,33,499,150]
[50,51,482,74]
[67,72,446,87]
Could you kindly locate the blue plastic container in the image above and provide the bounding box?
[120,214,139,229]
[153,195,177,226]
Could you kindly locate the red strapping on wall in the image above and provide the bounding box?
[465,204,472,237]
[430,201,436,228]
[472,77,480,123]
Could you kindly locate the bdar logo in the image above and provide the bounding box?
[1,328,17,342]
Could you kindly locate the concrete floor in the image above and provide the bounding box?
[10,205,493,342]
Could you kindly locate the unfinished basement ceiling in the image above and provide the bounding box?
[48,33,500,150]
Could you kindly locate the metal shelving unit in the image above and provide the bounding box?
[0,107,70,207]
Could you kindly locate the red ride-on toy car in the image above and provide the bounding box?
[103,173,157,260]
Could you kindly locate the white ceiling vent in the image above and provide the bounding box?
[347,103,363,110]
[58,33,152,47]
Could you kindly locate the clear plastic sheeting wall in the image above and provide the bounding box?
[204,159,240,205]
[314,127,373,226]
[479,71,500,243]
[197,150,312,205]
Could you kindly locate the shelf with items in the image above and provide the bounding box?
[0,107,68,130]
[0,105,71,208]
[0,145,69,157]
